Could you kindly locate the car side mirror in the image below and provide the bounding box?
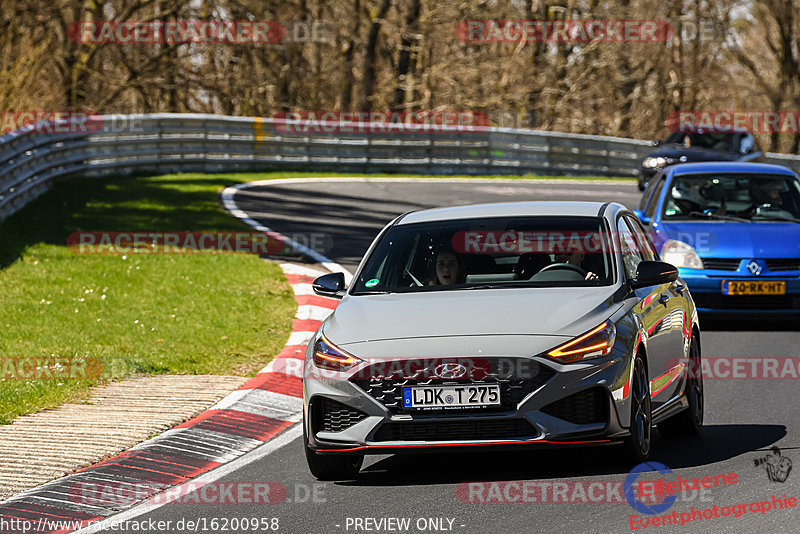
[313,272,346,298]
[632,210,652,225]
[631,261,678,288]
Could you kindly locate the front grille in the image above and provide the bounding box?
[766,259,800,271]
[351,358,556,414]
[313,397,369,433]
[372,418,536,442]
[701,258,740,271]
[693,293,800,310]
[541,388,608,425]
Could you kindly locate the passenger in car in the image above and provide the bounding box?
[432,249,465,285]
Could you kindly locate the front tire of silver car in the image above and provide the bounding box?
[625,355,652,463]
[304,420,363,480]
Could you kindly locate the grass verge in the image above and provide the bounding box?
[0,172,298,424]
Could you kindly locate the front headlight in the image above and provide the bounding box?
[313,334,363,371]
[642,156,678,169]
[660,240,704,269]
[642,156,666,168]
[547,322,616,363]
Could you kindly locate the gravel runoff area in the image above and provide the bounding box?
[0,375,247,500]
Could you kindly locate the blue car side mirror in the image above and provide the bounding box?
[632,210,651,225]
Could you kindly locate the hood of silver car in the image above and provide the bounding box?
[326,286,621,345]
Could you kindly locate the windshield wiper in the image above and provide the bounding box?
[688,211,751,222]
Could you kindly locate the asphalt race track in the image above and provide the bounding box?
[101,179,799,534]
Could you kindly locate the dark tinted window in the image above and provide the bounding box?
[352,216,614,294]
[664,132,739,152]
[663,173,800,221]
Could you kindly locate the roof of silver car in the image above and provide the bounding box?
[397,201,626,225]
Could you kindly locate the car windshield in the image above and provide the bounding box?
[664,132,739,152]
[351,216,615,294]
[663,173,800,222]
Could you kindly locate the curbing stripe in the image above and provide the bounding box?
[294,294,340,309]
[286,330,317,346]
[239,373,304,397]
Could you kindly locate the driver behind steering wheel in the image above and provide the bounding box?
[551,244,599,281]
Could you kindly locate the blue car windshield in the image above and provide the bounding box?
[351,216,615,294]
[663,173,800,222]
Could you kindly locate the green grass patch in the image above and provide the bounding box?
[0,172,298,424]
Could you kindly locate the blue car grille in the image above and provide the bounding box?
[699,258,800,272]
[701,258,740,271]
[693,293,800,310]
[765,259,800,271]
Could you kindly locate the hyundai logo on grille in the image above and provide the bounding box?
[434,363,467,379]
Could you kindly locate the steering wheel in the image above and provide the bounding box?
[538,262,587,277]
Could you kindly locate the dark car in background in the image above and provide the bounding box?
[638,131,764,191]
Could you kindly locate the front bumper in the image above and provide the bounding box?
[679,268,800,314]
[304,348,635,454]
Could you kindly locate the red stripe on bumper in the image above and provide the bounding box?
[323,438,612,452]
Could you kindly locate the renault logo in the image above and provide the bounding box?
[746,261,762,275]
[434,363,467,379]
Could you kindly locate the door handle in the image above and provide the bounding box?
[659,293,670,305]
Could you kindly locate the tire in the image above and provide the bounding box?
[625,355,652,463]
[659,337,703,437]
[637,179,646,192]
[303,418,363,481]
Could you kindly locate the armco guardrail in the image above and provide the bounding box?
[2,113,800,221]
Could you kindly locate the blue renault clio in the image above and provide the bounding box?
[634,162,800,315]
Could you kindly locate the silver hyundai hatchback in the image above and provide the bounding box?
[302,202,702,480]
